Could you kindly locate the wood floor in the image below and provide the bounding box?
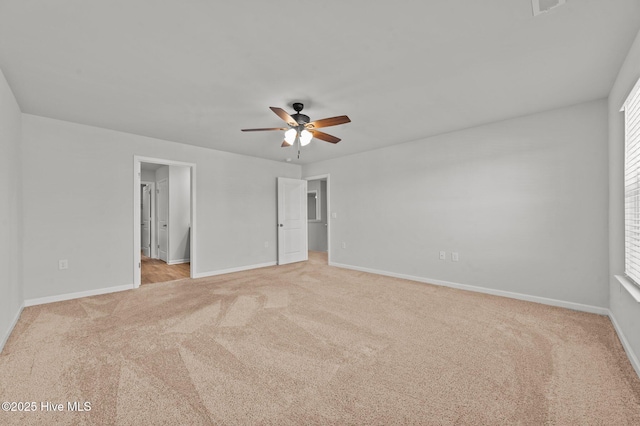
[141,254,190,285]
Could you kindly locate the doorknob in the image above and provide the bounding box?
[279,224,283,227]
[163,224,167,228]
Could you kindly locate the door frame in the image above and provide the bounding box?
[133,156,197,288]
[304,174,331,263]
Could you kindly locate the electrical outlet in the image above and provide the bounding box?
[341,242,346,249]
[452,252,459,262]
[439,251,446,260]
[58,259,68,270]
[332,212,338,219]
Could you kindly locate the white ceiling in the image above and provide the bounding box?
[1,1,639,165]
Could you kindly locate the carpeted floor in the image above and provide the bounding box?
[1,252,639,425]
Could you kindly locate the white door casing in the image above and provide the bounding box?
[157,178,169,262]
[277,177,308,265]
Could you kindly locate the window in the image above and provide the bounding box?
[623,76,640,287]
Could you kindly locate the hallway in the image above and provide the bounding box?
[141,254,190,285]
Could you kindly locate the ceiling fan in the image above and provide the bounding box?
[241,102,350,157]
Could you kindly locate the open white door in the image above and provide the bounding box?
[277,177,308,265]
[141,184,152,257]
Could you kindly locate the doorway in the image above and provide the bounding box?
[134,157,196,288]
[306,174,330,264]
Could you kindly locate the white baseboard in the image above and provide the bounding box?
[193,261,277,279]
[167,259,190,265]
[0,302,25,353]
[329,262,609,315]
[24,284,133,307]
[608,311,640,379]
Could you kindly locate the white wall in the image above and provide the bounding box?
[608,28,640,375]
[0,68,23,351]
[169,165,190,263]
[304,99,609,309]
[155,164,169,182]
[141,168,155,182]
[21,115,300,300]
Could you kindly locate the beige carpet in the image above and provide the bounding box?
[1,252,639,425]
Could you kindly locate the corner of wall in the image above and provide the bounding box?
[0,66,25,353]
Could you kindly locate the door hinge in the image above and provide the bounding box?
[139,262,141,268]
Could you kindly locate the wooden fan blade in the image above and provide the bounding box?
[306,115,350,129]
[270,107,298,127]
[281,140,292,147]
[310,130,341,144]
[241,127,288,132]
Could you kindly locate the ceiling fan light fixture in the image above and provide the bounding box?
[284,128,297,144]
[300,129,313,146]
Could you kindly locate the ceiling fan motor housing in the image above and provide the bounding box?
[291,103,309,125]
[292,113,310,125]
